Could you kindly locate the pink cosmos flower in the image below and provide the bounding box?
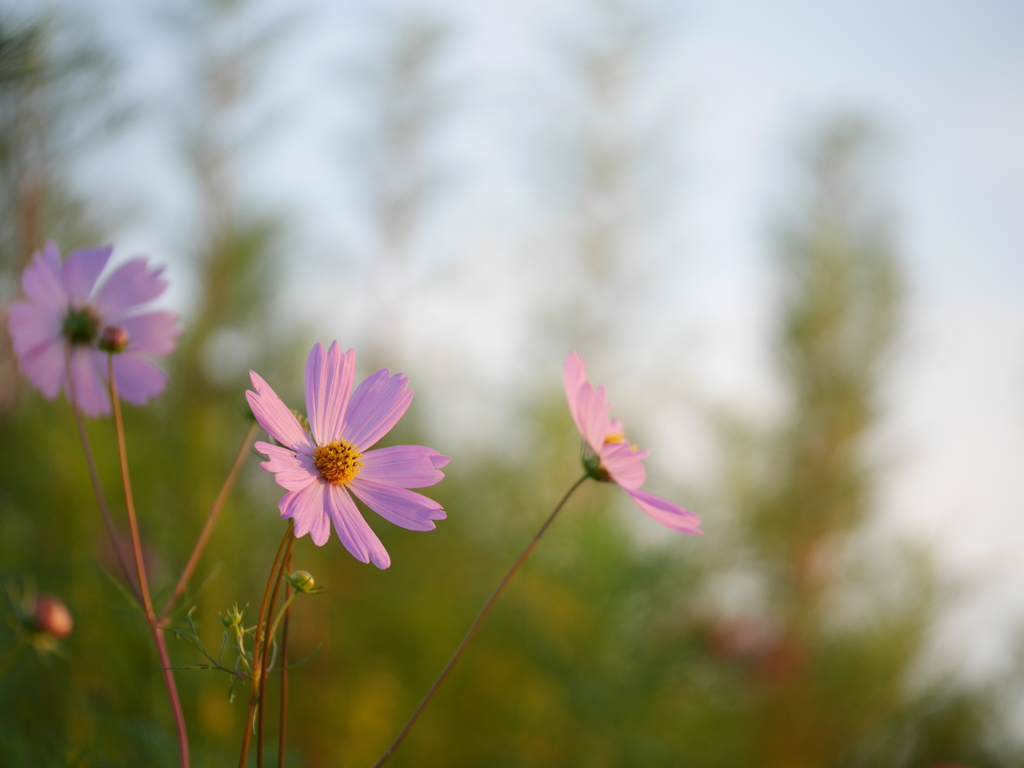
[564,351,702,534]
[247,341,450,569]
[7,241,180,417]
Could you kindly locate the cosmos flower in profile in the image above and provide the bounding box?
[247,341,450,569]
[563,351,702,534]
[7,241,180,416]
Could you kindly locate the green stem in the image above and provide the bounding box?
[369,474,590,768]
[263,593,299,657]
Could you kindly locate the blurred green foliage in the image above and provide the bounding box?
[0,5,1020,768]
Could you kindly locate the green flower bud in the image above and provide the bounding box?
[219,604,245,629]
[289,570,316,593]
[583,452,611,482]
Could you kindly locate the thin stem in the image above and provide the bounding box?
[370,474,590,768]
[239,521,294,768]
[109,356,153,614]
[278,549,293,768]
[258,535,294,768]
[108,355,190,768]
[160,421,260,622]
[263,593,298,658]
[64,346,139,601]
[153,623,189,762]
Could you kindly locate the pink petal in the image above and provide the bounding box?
[62,246,112,304]
[8,300,62,357]
[17,337,65,398]
[325,484,391,568]
[93,257,168,322]
[563,350,588,436]
[21,245,68,310]
[626,487,703,534]
[575,381,614,452]
[341,368,413,451]
[254,442,320,491]
[305,341,355,445]
[68,347,110,417]
[360,445,448,488]
[110,353,169,404]
[279,480,328,544]
[308,498,332,545]
[348,478,445,531]
[246,371,315,455]
[599,441,647,490]
[121,312,181,356]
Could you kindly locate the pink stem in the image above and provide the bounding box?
[279,548,293,768]
[108,355,190,768]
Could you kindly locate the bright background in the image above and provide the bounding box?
[1,0,1023,765]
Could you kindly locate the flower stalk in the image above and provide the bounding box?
[238,520,295,768]
[108,355,190,768]
[370,473,590,768]
[257,533,295,767]
[278,549,293,768]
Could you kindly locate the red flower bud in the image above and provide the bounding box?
[31,594,74,638]
[98,325,130,353]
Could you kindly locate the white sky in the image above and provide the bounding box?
[25,0,1024,688]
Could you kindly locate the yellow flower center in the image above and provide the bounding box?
[603,432,639,451]
[313,440,363,485]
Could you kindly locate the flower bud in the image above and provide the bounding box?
[31,594,73,638]
[219,604,245,629]
[289,570,316,593]
[582,451,611,482]
[98,325,130,353]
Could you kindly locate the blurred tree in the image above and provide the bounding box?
[0,14,121,410]
[3,2,1019,765]
[750,118,907,766]
[537,0,679,358]
[0,1,297,763]
[698,117,1016,768]
[146,0,302,755]
[0,12,150,766]
[340,10,452,369]
[160,0,290,400]
[751,117,902,619]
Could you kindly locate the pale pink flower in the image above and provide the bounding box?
[247,342,450,569]
[564,351,702,534]
[7,241,180,416]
